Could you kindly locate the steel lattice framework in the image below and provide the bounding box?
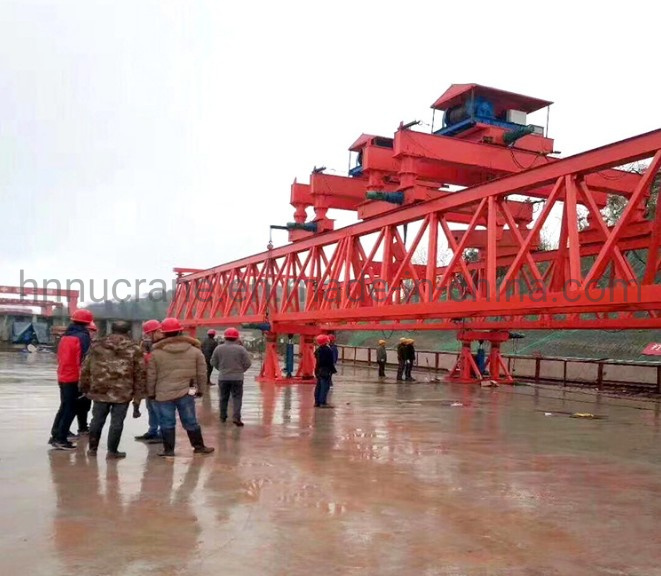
[171,130,661,330]
[169,85,661,382]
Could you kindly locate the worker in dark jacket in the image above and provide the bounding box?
[201,330,218,385]
[74,321,98,435]
[328,334,339,387]
[396,337,407,381]
[210,327,252,426]
[80,321,146,459]
[376,339,387,378]
[49,309,94,450]
[314,334,336,408]
[404,338,416,381]
[329,334,339,364]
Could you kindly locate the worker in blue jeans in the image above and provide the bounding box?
[134,319,163,444]
[146,318,214,457]
[314,334,336,408]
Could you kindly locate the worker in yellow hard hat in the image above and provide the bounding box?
[404,338,416,381]
[376,340,387,379]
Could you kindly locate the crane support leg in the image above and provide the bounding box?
[448,330,514,384]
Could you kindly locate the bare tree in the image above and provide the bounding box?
[602,161,660,225]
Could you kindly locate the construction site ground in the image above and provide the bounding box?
[2,351,661,576]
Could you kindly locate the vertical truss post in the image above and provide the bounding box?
[258,332,282,382]
[296,335,317,381]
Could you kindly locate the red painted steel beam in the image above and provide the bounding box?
[272,283,659,323]
[315,317,661,331]
[394,130,640,197]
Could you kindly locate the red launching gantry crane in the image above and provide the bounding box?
[0,286,79,317]
[169,84,661,383]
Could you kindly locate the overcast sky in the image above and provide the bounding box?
[1,0,659,303]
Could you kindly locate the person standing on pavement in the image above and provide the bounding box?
[376,340,387,379]
[74,321,98,435]
[313,334,336,408]
[80,321,145,459]
[147,317,214,457]
[134,319,163,444]
[49,309,94,450]
[210,327,252,426]
[328,334,339,387]
[396,337,407,381]
[404,338,417,381]
[201,330,218,386]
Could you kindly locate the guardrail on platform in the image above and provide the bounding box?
[333,345,661,392]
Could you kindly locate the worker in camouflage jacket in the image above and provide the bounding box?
[80,321,146,459]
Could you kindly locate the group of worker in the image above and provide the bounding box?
[375,337,416,381]
[49,309,413,456]
[48,310,252,459]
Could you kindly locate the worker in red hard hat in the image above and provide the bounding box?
[49,308,94,450]
[210,327,252,426]
[134,319,164,444]
[314,334,336,408]
[147,317,214,456]
[201,329,218,386]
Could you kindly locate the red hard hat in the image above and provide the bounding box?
[142,319,161,335]
[316,334,329,345]
[224,327,240,340]
[71,309,93,324]
[328,334,336,342]
[207,329,216,336]
[89,321,98,332]
[160,317,183,333]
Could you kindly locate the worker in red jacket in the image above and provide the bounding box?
[49,309,94,450]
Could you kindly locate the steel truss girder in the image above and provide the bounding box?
[170,130,661,332]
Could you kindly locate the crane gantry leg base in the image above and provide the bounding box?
[447,331,515,384]
[256,333,317,385]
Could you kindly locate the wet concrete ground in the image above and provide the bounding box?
[1,350,661,576]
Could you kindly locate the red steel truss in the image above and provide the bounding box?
[169,83,661,383]
[170,129,661,334]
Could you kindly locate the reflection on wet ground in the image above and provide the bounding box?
[1,350,661,575]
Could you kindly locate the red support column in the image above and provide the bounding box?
[258,333,281,382]
[296,335,316,381]
[488,341,514,383]
[448,341,481,383]
[448,330,514,384]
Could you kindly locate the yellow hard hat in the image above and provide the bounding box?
[399,337,407,342]
[378,339,386,345]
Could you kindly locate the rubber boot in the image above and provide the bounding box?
[107,426,126,459]
[158,428,176,458]
[186,428,215,455]
[88,434,100,456]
